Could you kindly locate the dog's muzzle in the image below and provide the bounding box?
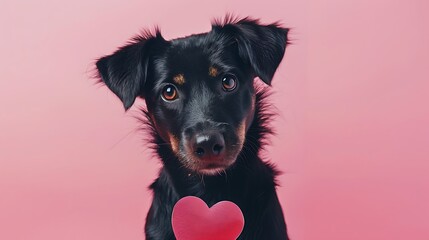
[191,130,225,161]
[182,121,237,174]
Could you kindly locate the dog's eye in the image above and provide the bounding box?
[222,74,237,91]
[162,85,178,101]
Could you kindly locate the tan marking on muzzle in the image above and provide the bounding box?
[173,74,185,85]
[168,133,180,153]
[237,120,247,146]
[208,66,218,77]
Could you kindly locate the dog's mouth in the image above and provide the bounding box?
[172,121,246,175]
[179,152,239,175]
[198,163,230,175]
[178,145,242,175]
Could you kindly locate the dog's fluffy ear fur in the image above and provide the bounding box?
[212,17,289,85]
[96,30,167,110]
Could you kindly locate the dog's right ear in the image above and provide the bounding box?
[96,31,167,110]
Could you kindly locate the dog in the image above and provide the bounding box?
[95,16,290,239]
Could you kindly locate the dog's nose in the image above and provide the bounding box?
[192,132,225,160]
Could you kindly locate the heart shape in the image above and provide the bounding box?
[172,196,245,240]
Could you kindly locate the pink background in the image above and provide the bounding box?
[1,0,428,239]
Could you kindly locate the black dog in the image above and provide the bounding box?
[95,16,290,239]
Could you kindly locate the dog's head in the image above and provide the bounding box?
[96,17,289,175]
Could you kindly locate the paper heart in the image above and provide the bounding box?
[172,196,245,240]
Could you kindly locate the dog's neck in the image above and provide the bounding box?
[145,87,279,202]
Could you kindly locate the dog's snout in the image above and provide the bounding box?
[191,132,225,160]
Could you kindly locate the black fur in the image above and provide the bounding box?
[95,16,290,239]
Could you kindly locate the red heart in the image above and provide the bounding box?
[172,196,245,240]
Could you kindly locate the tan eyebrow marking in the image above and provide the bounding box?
[208,66,218,77]
[173,74,185,85]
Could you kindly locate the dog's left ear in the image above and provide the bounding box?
[213,18,289,85]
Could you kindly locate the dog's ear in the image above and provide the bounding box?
[213,17,289,85]
[96,31,167,110]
